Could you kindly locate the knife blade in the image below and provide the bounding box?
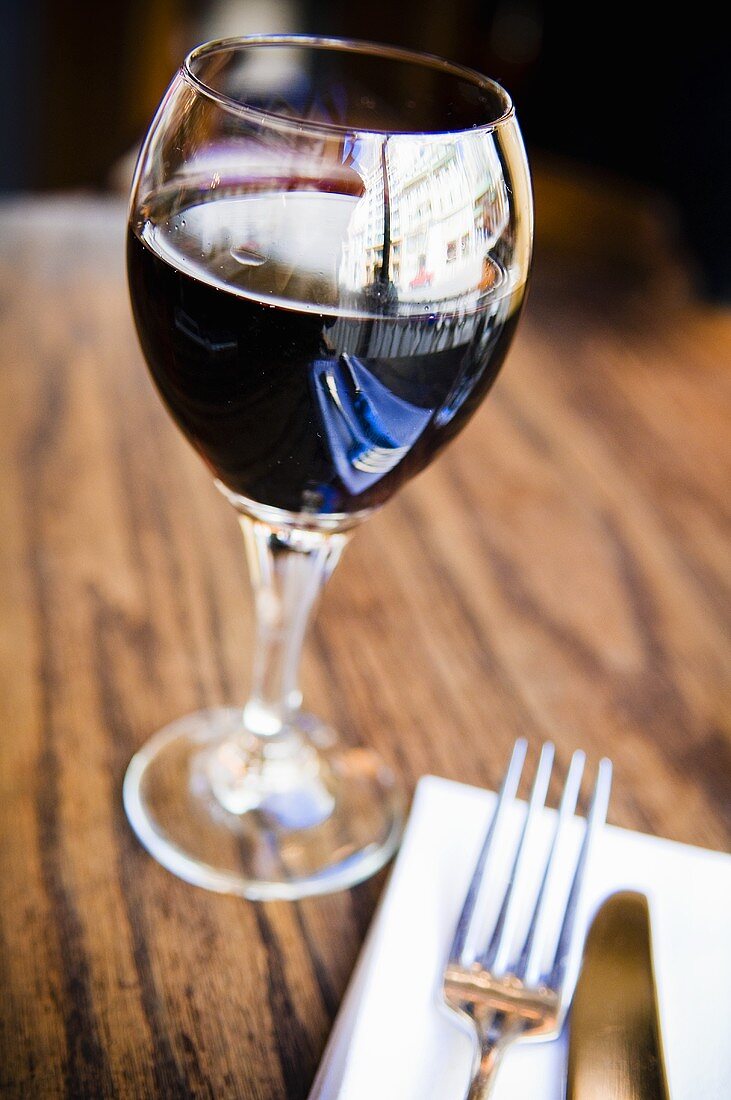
[567,891,670,1100]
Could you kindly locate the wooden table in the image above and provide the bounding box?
[1,194,729,1098]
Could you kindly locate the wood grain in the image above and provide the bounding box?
[0,194,728,1098]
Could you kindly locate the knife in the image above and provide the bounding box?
[567,891,671,1100]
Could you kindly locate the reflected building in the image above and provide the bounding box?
[340,136,510,305]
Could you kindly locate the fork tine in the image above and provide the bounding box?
[518,749,585,986]
[448,738,527,966]
[480,742,555,974]
[546,757,613,992]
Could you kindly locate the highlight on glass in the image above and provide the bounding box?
[123,35,533,899]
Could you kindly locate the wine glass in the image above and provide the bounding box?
[123,35,533,899]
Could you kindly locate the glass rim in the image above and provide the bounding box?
[183,34,515,138]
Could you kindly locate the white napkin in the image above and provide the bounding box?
[309,774,731,1100]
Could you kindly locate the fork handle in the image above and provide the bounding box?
[467,1021,524,1100]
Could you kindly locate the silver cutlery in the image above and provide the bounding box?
[443,739,612,1098]
[567,890,670,1100]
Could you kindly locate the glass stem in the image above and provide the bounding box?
[240,515,349,741]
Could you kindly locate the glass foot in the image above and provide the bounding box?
[123,707,404,899]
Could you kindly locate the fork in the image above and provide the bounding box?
[443,739,612,1099]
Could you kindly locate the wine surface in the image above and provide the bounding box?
[127,185,524,516]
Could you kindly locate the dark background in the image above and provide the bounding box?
[2,0,729,300]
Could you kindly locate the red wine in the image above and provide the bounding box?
[127,185,524,516]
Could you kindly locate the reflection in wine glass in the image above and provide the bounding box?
[123,36,533,899]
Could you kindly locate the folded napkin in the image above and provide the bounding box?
[309,775,731,1100]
